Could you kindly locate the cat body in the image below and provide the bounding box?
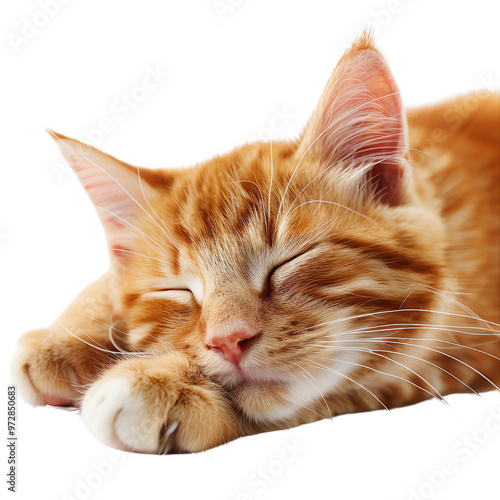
[11,34,500,453]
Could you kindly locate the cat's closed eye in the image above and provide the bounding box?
[265,250,312,290]
[145,288,195,303]
[154,288,193,294]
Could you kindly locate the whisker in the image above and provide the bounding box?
[136,166,177,246]
[326,353,443,403]
[297,356,389,411]
[288,361,334,421]
[291,308,500,336]
[275,90,402,226]
[282,142,409,223]
[268,140,274,233]
[285,199,379,227]
[424,286,496,332]
[321,342,479,396]
[95,205,166,255]
[57,322,146,357]
[331,324,500,338]
[49,130,175,248]
[311,337,499,392]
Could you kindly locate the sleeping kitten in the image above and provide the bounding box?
[11,33,500,454]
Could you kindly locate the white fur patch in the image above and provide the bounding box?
[256,349,367,422]
[81,377,160,453]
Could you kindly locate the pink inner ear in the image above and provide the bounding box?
[369,162,405,206]
[320,50,406,165]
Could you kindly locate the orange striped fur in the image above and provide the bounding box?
[11,34,500,453]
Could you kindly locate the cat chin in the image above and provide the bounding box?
[233,382,296,422]
[236,350,367,422]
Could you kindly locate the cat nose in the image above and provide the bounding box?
[206,328,259,365]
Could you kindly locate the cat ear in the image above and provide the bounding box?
[296,33,410,206]
[48,130,157,265]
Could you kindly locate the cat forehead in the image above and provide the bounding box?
[163,155,322,239]
[169,141,360,228]
[175,140,297,194]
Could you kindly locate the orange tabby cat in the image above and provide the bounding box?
[11,33,500,454]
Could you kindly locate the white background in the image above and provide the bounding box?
[1,1,500,499]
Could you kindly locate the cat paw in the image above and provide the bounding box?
[81,377,171,453]
[10,328,83,407]
[80,353,240,454]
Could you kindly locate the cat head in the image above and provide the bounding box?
[51,33,446,422]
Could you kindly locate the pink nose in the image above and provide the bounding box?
[207,329,258,365]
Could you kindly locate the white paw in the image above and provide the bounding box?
[81,378,178,454]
